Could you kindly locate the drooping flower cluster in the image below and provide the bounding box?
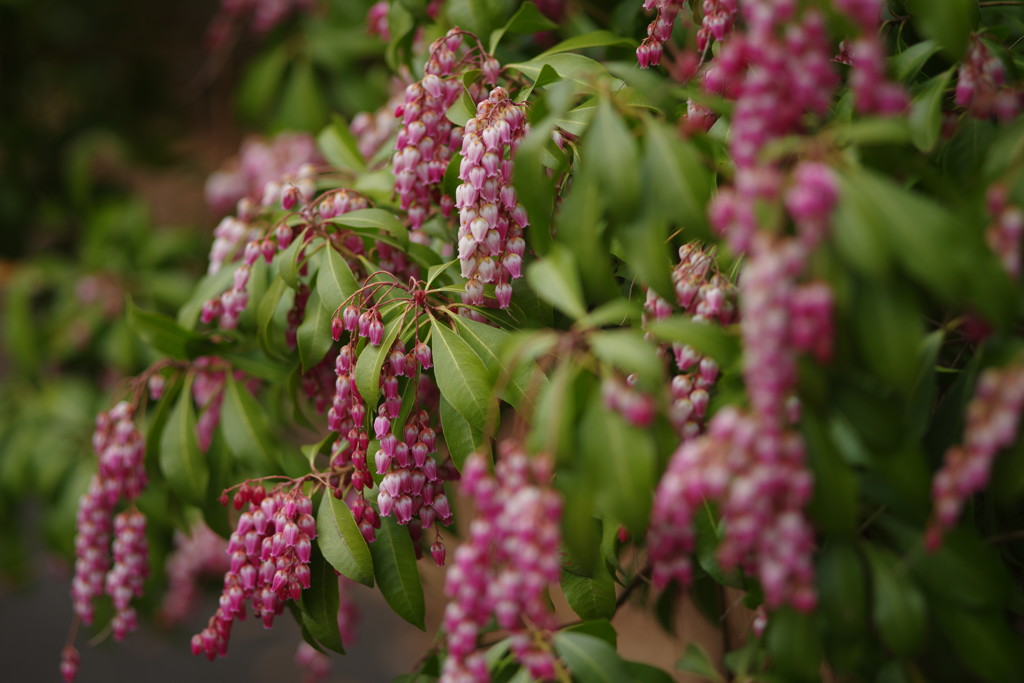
[649,406,816,609]
[926,364,1024,550]
[985,184,1024,279]
[636,0,685,69]
[456,87,529,311]
[835,0,908,116]
[642,243,738,439]
[205,133,322,218]
[192,486,316,660]
[392,30,469,235]
[326,297,451,549]
[70,402,149,630]
[956,36,1021,122]
[352,91,404,160]
[160,522,231,625]
[441,447,562,683]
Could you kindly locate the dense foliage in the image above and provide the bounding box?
[5,0,1024,681]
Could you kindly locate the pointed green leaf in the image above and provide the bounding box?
[864,543,927,656]
[317,246,359,313]
[446,86,478,128]
[221,375,280,470]
[298,545,345,654]
[127,300,212,360]
[450,314,542,410]
[369,516,425,629]
[561,567,616,620]
[676,642,724,681]
[430,319,496,427]
[537,31,636,58]
[159,377,208,505]
[554,632,628,683]
[317,492,375,586]
[909,69,953,153]
[355,314,404,410]
[440,394,485,471]
[646,317,740,368]
[318,114,366,174]
[329,208,409,251]
[526,245,587,320]
[488,2,558,54]
[297,287,334,372]
[589,329,664,391]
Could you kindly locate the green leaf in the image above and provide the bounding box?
[816,541,868,643]
[298,545,345,654]
[220,375,281,470]
[489,2,557,54]
[237,43,288,120]
[557,166,617,305]
[864,543,927,656]
[127,300,212,360]
[369,516,425,629]
[909,69,953,153]
[355,314,405,410]
[274,59,328,132]
[580,397,654,538]
[450,314,542,410]
[586,99,639,222]
[562,619,617,648]
[257,275,289,358]
[317,245,359,313]
[932,602,1024,682]
[446,86,478,127]
[159,377,208,505]
[297,287,334,372]
[891,40,941,82]
[330,208,409,251]
[446,0,517,41]
[675,643,724,682]
[526,245,587,320]
[317,492,375,587]
[642,119,712,238]
[278,234,306,289]
[907,0,977,60]
[588,329,664,391]
[537,31,636,58]
[765,608,822,682]
[561,567,616,620]
[430,319,496,427]
[318,115,366,174]
[553,632,628,683]
[439,394,486,471]
[507,54,615,91]
[623,661,675,683]
[646,317,740,368]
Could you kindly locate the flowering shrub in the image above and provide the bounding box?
[33,0,1024,682]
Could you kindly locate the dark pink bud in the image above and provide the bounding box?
[395,495,414,524]
[368,317,384,346]
[331,316,344,341]
[432,494,451,521]
[430,540,446,567]
[295,537,312,563]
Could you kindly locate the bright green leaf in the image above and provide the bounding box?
[369,516,426,629]
[159,377,208,505]
[317,492,375,587]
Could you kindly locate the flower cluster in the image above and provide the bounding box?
[636,0,686,69]
[70,402,149,630]
[352,91,404,160]
[602,374,656,427]
[392,30,469,235]
[926,364,1024,550]
[192,486,316,660]
[956,36,1020,121]
[456,86,529,311]
[441,446,562,683]
[985,184,1024,278]
[642,243,738,439]
[835,0,908,115]
[205,133,321,217]
[649,406,816,610]
[160,522,231,625]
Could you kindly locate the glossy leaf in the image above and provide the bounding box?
[646,317,740,368]
[127,301,212,360]
[909,69,953,152]
[554,632,628,683]
[450,313,542,410]
[864,543,927,656]
[354,314,404,410]
[316,245,359,313]
[220,375,280,470]
[439,394,485,471]
[488,2,557,54]
[297,287,334,372]
[526,245,587,320]
[329,208,409,251]
[430,319,496,427]
[159,377,208,506]
[298,545,345,654]
[369,516,425,629]
[537,30,635,57]
[675,643,724,682]
[317,115,366,174]
[561,565,616,620]
[589,329,664,391]
[316,492,374,587]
